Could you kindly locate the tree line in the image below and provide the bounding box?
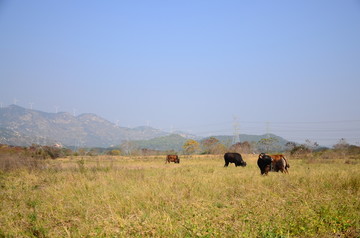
[1,137,358,160]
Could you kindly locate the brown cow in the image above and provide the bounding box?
[270,154,290,173]
[257,153,290,175]
[165,154,180,164]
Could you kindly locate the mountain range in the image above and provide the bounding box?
[0,105,195,147]
[0,105,289,150]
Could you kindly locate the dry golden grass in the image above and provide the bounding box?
[0,154,359,237]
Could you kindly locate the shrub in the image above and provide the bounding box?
[107,150,121,156]
[290,144,311,157]
[0,153,44,172]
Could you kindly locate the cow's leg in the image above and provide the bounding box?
[224,161,229,167]
[280,159,288,173]
[260,167,268,175]
[283,167,289,173]
[264,165,271,175]
[279,165,287,173]
[284,160,289,173]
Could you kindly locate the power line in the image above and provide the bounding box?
[237,119,360,124]
[175,119,360,131]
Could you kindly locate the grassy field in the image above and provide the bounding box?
[0,154,359,237]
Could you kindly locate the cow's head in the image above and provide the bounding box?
[258,153,266,159]
[237,161,247,167]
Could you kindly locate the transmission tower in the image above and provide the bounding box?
[232,116,240,144]
[266,121,270,137]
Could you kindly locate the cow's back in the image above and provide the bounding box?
[224,152,241,160]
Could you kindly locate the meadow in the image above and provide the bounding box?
[0,154,359,237]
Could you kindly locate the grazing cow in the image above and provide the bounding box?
[257,153,290,175]
[224,152,247,167]
[271,154,290,172]
[165,154,180,164]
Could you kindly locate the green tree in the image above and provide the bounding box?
[257,137,279,153]
[108,150,121,156]
[182,139,200,154]
[212,143,227,154]
[290,144,311,157]
[201,137,220,154]
[229,141,253,154]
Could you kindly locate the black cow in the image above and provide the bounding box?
[257,153,273,175]
[224,152,247,167]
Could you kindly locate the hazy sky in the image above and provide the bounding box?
[1,1,360,146]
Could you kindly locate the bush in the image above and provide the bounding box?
[0,153,44,172]
[0,144,70,171]
[107,150,121,156]
[290,145,311,157]
[28,145,70,159]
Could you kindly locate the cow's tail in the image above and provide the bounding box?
[283,156,290,169]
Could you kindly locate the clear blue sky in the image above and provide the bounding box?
[1,0,360,146]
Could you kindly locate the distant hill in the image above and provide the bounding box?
[0,105,290,150]
[0,105,195,147]
[121,133,289,152]
[206,134,289,147]
[0,127,51,146]
[129,134,188,151]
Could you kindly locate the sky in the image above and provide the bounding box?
[1,0,360,146]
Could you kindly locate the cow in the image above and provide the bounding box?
[165,154,180,164]
[224,152,247,167]
[257,153,290,175]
